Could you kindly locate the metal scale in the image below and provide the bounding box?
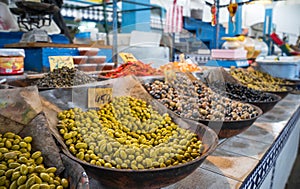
[9,1,59,42]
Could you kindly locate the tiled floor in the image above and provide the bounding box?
[285,139,300,189]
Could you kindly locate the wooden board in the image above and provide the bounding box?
[5,42,112,49]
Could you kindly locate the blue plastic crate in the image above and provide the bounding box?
[97,48,112,62]
[24,47,78,72]
[50,34,70,44]
[0,32,23,47]
[24,47,113,72]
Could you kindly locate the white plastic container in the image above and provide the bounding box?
[256,56,300,80]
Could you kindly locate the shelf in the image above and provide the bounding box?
[4,42,112,49]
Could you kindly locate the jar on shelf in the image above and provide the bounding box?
[237,36,255,59]
[255,38,269,58]
[221,37,243,50]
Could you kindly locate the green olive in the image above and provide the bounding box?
[57,96,205,170]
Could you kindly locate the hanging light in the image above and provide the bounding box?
[94,9,99,20]
[72,8,77,18]
[66,7,72,17]
[83,9,88,19]
[61,8,67,16]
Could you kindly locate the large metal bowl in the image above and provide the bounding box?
[141,77,263,139]
[41,81,219,189]
[62,121,218,189]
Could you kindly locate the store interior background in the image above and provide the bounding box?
[1,0,300,61]
[61,0,300,48]
[0,1,299,189]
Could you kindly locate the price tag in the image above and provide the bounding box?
[49,56,74,71]
[88,88,113,108]
[119,53,137,63]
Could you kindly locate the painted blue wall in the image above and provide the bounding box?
[184,18,226,49]
[121,0,151,33]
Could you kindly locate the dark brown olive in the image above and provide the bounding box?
[209,82,277,103]
[35,66,96,88]
[143,73,259,121]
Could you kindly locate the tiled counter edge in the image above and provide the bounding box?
[240,105,300,189]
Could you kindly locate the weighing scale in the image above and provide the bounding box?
[205,59,249,68]
[10,1,59,42]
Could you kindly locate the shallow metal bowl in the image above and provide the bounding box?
[141,77,263,139]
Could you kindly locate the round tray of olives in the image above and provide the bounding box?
[8,67,97,91]
[207,82,282,113]
[142,74,263,138]
[229,68,293,99]
[56,96,218,189]
[36,67,97,90]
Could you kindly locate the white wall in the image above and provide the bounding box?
[242,4,265,29]
[236,1,300,44]
[273,2,300,44]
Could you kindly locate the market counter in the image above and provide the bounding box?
[163,94,300,189]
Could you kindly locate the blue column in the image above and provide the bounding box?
[228,0,242,36]
[263,8,273,35]
[263,8,273,55]
[215,0,220,49]
[113,0,118,65]
[121,0,151,33]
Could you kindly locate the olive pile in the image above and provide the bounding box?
[208,82,277,103]
[36,66,96,88]
[143,74,259,121]
[246,69,293,85]
[57,96,204,170]
[0,132,68,189]
[229,68,289,92]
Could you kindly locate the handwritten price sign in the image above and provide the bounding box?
[119,53,137,63]
[88,88,112,108]
[49,56,74,71]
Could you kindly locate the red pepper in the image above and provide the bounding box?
[103,60,162,78]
